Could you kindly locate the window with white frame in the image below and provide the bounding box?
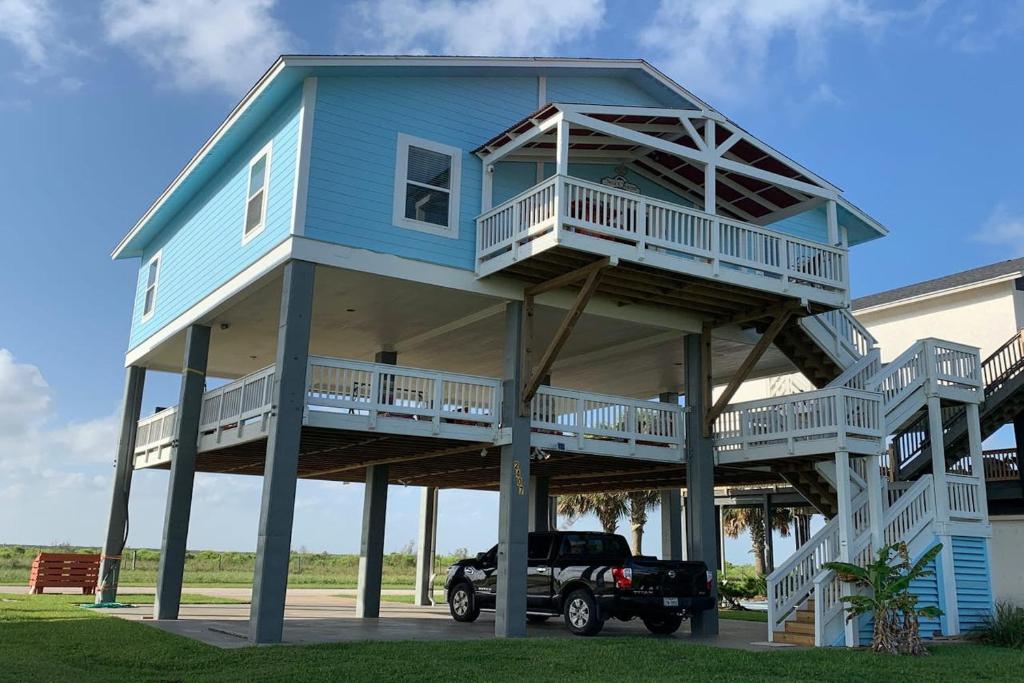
[243,143,272,241]
[392,134,461,237]
[142,252,161,320]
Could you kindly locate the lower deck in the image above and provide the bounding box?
[132,354,888,490]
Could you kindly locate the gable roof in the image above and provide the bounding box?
[853,257,1024,311]
[111,55,887,259]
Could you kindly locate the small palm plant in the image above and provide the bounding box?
[824,542,944,655]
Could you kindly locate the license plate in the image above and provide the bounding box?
[663,597,679,607]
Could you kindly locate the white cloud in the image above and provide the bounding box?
[341,0,606,55]
[638,0,935,105]
[938,1,1024,54]
[974,204,1024,256]
[0,0,52,67]
[101,0,295,94]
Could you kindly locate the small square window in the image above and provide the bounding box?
[392,134,461,238]
[243,143,272,243]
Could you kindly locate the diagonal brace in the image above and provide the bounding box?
[521,261,610,414]
[703,309,793,436]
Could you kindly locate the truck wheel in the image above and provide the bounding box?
[448,583,480,623]
[563,589,603,636]
[642,614,683,635]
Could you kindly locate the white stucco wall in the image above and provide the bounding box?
[991,515,1024,605]
[856,280,1019,362]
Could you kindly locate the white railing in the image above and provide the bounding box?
[814,530,871,646]
[714,387,883,458]
[870,341,928,412]
[946,474,984,520]
[802,308,877,363]
[929,339,983,393]
[827,350,882,391]
[198,366,276,444]
[306,357,502,436]
[883,475,933,546]
[767,491,867,639]
[133,406,177,465]
[477,175,559,262]
[530,386,683,456]
[476,174,849,301]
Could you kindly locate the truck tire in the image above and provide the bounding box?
[448,582,480,623]
[642,614,683,635]
[563,589,604,636]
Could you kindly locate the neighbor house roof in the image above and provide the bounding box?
[853,257,1024,311]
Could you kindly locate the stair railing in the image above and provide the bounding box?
[800,308,878,364]
[981,328,1024,394]
[827,349,881,391]
[813,474,935,646]
[766,490,867,640]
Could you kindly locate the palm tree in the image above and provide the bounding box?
[558,493,627,534]
[625,491,661,555]
[558,491,662,555]
[722,505,794,577]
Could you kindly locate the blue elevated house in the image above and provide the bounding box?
[99,56,994,646]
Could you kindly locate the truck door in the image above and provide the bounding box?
[527,533,555,609]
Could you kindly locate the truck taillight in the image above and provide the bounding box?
[611,566,632,589]
[705,570,714,592]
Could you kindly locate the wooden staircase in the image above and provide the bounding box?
[773,598,816,646]
[777,463,838,517]
[769,319,844,389]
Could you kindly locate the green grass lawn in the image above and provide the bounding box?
[2,593,1021,682]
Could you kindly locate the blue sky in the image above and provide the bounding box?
[1,0,1022,564]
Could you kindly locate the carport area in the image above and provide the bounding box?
[89,588,784,651]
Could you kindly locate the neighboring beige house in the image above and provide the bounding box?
[733,257,1024,606]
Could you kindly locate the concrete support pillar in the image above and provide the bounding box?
[528,476,551,532]
[414,486,438,606]
[716,505,726,573]
[154,324,210,620]
[684,333,719,635]
[249,260,315,644]
[548,495,558,531]
[835,450,857,647]
[660,489,683,560]
[356,464,389,618]
[495,301,530,638]
[762,494,775,574]
[680,496,689,560]
[96,365,146,604]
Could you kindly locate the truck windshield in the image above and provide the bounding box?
[558,533,631,559]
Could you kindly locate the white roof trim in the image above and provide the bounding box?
[111,58,289,259]
[855,272,1021,315]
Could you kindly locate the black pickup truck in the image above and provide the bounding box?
[443,530,714,636]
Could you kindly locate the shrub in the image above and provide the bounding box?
[972,602,1024,649]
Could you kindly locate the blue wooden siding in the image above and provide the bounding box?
[303,75,703,271]
[771,205,829,244]
[952,536,993,632]
[545,76,671,107]
[850,540,944,645]
[128,87,302,350]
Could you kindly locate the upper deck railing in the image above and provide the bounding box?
[476,174,849,307]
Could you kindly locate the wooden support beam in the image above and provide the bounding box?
[703,311,793,435]
[522,264,609,413]
[524,257,612,297]
[701,322,713,438]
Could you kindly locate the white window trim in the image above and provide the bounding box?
[242,142,274,245]
[392,133,461,239]
[141,249,162,323]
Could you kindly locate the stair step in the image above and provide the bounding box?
[774,630,815,646]
[795,610,815,623]
[785,620,815,635]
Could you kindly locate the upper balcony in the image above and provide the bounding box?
[474,103,887,316]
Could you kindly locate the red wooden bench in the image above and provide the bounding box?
[28,553,100,594]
